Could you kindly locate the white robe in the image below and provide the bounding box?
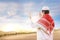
[31,23,53,40]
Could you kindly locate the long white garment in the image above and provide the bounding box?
[37,29,53,40]
[31,23,53,40]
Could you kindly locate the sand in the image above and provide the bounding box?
[0,29,60,40]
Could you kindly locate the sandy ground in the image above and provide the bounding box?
[53,30,60,40]
[0,30,60,40]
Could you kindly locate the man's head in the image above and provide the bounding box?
[42,6,50,14]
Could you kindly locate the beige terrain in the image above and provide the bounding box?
[0,29,60,40]
[53,29,60,40]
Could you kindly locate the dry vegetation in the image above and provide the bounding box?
[0,29,60,40]
[0,31,35,37]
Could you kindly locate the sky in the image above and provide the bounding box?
[0,0,60,32]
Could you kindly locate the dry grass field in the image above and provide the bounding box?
[0,29,60,40]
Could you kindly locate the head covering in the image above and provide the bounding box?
[42,6,50,10]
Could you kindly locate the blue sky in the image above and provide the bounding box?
[0,0,60,32]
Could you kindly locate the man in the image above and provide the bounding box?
[30,6,55,40]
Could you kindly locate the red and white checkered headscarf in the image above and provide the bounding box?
[37,14,54,33]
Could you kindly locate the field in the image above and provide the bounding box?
[53,29,60,40]
[0,29,60,40]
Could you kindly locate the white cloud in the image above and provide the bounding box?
[23,2,34,15]
[0,2,7,13]
[7,11,16,16]
[0,16,7,22]
[0,15,26,24]
[7,3,19,16]
[1,2,57,31]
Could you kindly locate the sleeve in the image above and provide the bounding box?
[31,21,46,30]
[31,22,50,35]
